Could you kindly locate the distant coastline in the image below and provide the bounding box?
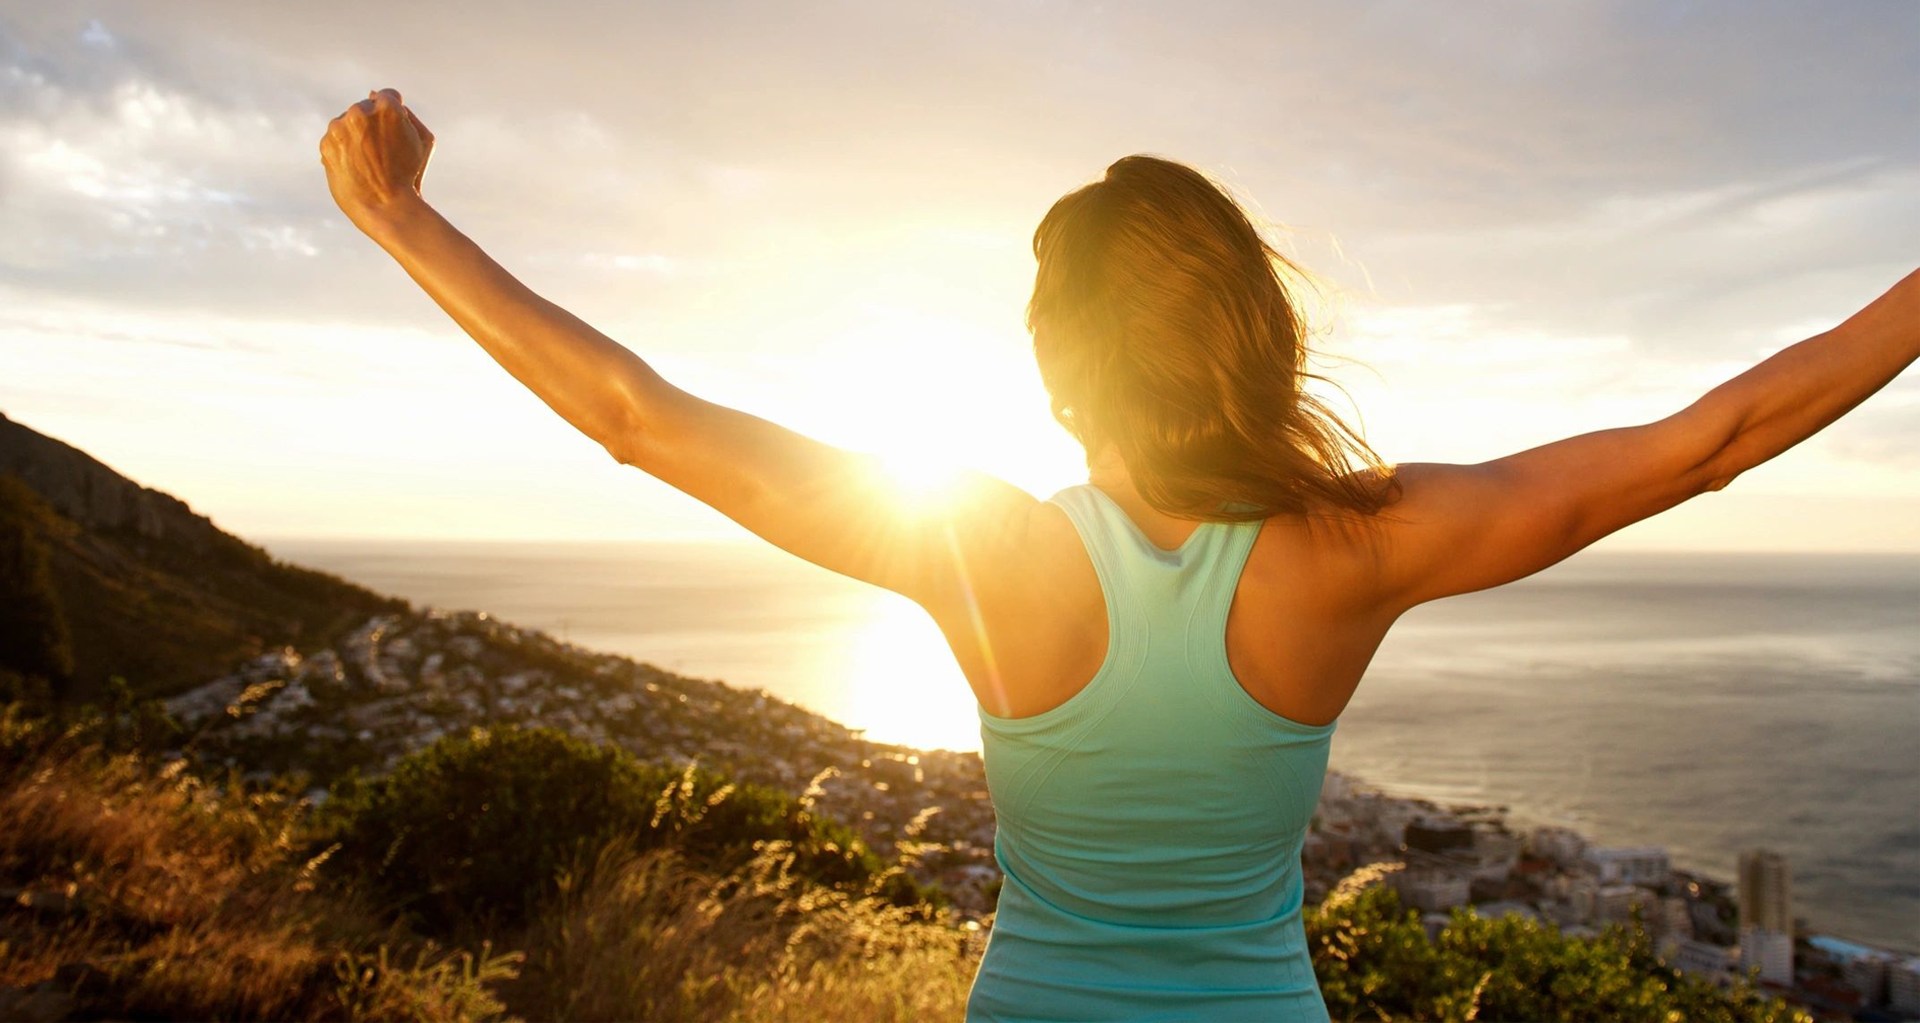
[252,535,1920,960]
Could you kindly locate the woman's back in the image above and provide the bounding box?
[966,483,1350,1021]
[948,462,1395,731]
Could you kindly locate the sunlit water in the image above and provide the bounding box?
[258,537,1920,953]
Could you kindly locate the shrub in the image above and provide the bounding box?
[0,722,522,1022]
[1306,863,1813,1023]
[0,475,74,696]
[321,725,930,936]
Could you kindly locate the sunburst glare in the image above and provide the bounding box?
[874,451,973,511]
[835,591,980,752]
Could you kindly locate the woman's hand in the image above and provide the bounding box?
[320,87,435,236]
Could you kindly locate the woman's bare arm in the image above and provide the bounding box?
[1366,268,1920,613]
[319,89,1041,613]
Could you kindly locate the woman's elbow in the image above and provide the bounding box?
[601,411,655,467]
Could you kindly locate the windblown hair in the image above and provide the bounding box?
[1028,154,1401,523]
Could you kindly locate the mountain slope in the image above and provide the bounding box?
[0,410,409,702]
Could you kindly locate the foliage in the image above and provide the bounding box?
[508,834,977,1022]
[1306,863,1814,1023]
[0,474,74,698]
[0,712,522,1022]
[0,678,188,774]
[0,460,408,706]
[319,724,934,937]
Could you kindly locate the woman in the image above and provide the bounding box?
[321,89,1917,1021]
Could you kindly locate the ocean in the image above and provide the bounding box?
[257,536,1920,954]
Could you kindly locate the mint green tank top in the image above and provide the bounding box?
[968,483,1338,1022]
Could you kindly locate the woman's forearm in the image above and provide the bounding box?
[1695,269,1919,488]
[360,196,665,459]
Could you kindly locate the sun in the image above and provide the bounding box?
[776,306,1086,503]
[872,449,972,509]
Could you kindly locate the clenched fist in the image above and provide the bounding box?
[320,87,434,233]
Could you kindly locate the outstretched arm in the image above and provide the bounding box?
[318,89,1039,612]
[1365,268,1920,613]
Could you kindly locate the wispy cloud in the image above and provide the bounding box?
[0,1,1914,542]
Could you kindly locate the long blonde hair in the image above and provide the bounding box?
[1028,155,1400,522]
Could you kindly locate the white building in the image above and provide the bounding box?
[1526,825,1586,866]
[1655,895,1693,942]
[1576,882,1660,926]
[1739,925,1794,987]
[1808,935,1903,1007]
[1891,957,1920,1015]
[1467,826,1522,882]
[1736,848,1793,985]
[1583,845,1670,886]
[1670,938,1738,983]
[1843,954,1893,1006]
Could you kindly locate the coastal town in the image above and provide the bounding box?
[164,607,1920,1022]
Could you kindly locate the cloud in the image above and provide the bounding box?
[1,0,1914,486]
[1822,400,1920,471]
[1350,161,1920,359]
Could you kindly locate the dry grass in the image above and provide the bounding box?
[0,709,983,1021]
[0,708,1822,1022]
[505,834,981,1022]
[0,717,522,1021]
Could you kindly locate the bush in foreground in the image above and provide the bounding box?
[0,707,521,1022]
[1307,862,1813,1023]
[318,725,934,937]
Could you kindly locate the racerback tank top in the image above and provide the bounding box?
[968,483,1338,1022]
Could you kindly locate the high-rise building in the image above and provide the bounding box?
[1737,849,1793,985]
[1738,848,1792,934]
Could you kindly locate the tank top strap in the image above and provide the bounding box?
[1045,484,1262,622]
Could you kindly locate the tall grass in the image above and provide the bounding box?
[0,706,980,1021]
[0,708,522,1021]
[2,704,1808,1022]
[507,833,979,1021]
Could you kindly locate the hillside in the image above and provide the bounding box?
[0,410,409,703]
[0,409,1002,910]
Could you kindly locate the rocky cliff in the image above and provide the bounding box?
[0,409,233,558]
[0,409,411,702]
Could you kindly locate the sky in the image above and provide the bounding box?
[2,1,1917,551]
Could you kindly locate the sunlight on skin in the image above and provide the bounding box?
[849,451,1011,738]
